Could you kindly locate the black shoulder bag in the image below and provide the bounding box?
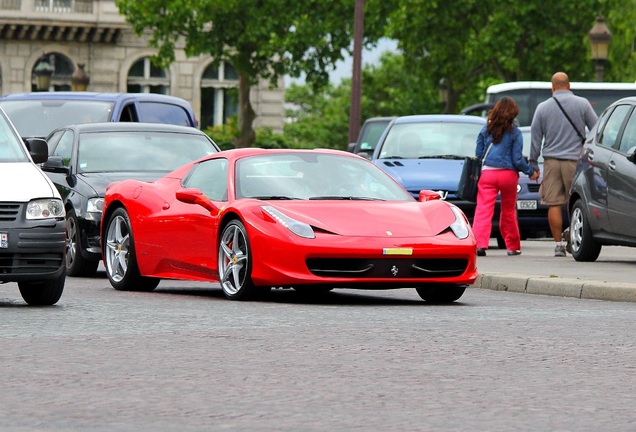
[553,97,585,144]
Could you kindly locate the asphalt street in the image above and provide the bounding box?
[474,238,636,302]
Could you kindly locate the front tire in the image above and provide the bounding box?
[103,208,159,291]
[416,284,466,303]
[65,211,99,277]
[569,200,601,262]
[18,273,66,306]
[218,219,265,300]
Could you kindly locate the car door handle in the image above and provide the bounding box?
[608,160,617,171]
[587,150,595,161]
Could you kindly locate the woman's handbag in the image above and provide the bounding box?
[456,142,493,202]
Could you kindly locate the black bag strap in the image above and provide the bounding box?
[553,97,585,142]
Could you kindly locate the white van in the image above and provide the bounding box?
[462,81,636,126]
[0,107,66,305]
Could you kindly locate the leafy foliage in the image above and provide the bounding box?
[115,0,390,147]
[387,0,623,112]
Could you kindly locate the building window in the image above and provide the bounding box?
[200,61,239,130]
[127,57,169,94]
[31,53,73,92]
[35,0,72,13]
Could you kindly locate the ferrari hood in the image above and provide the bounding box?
[373,159,464,193]
[0,162,58,201]
[269,200,458,237]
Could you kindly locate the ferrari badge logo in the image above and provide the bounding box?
[391,265,398,276]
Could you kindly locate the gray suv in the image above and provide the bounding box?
[569,96,636,261]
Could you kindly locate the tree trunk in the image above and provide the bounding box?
[234,71,256,148]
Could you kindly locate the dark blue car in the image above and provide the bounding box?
[0,92,197,138]
[371,114,486,223]
[371,115,555,246]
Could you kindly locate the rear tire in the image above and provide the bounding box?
[103,208,160,291]
[18,273,66,306]
[416,284,466,303]
[569,200,601,262]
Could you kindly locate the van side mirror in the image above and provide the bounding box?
[23,137,49,164]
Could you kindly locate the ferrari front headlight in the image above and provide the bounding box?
[449,205,470,239]
[26,198,65,220]
[261,206,315,239]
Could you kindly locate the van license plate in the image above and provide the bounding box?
[0,232,7,248]
[517,200,537,210]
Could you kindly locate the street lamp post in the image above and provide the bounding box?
[33,54,54,91]
[348,0,364,144]
[588,14,612,82]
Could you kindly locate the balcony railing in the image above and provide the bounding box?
[32,0,93,13]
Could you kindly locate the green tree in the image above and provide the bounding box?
[284,82,350,149]
[388,0,611,113]
[285,50,442,149]
[115,0,391,147]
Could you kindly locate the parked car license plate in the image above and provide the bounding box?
[517,200,538,210]
[0,232,7,248]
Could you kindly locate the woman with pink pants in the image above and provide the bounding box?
[473,97,540,256]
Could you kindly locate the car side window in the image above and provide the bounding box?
[138,102,192,126]
[183,158,228,201]
[598,104,631,149]
[51,131,74,167]
[618,108,636,154]
[119,104,138,122]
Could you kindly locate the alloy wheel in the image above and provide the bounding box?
[105,214,129,283]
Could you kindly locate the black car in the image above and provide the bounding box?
[41,122,220,276]
[568,96,636,261]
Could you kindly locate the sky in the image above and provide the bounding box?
[284,38,398,86]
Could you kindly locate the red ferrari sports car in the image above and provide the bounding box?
[101,148,477,302]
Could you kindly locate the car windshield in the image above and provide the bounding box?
[0,100,114,138]
[378,121,484,159]
[0,111,28,162]
[236,153,414,201]
[77,131,217,173]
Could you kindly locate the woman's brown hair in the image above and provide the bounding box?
[487,96,519,144]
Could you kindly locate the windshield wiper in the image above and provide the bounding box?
[249,195,300,200]
[309,196,384,201]
[380,155,403,159]
[418,155,465,160]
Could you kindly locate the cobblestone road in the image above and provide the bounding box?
[1,275,636,431]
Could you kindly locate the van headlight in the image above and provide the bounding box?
[26,198,65,220]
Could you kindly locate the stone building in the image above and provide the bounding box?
[0,0,285,132]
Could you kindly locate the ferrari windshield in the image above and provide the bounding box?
[0,100,113,138]
[0,110,28,162]
[78,131,217,173]
[378,121,484,159]
[236,152,414,201]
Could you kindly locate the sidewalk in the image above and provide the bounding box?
[472,239,636,302]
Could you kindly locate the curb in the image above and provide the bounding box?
[473,273,636,303]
